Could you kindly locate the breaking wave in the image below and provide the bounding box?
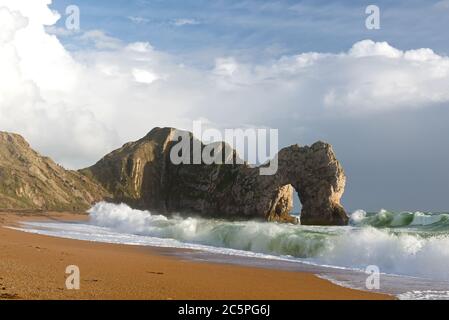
[88,202,449,281]
[349,209,449,230]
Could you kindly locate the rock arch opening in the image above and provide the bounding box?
[292,187,302,217]
[279,184,302,221]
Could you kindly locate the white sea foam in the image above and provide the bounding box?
[349,209,367,224]
[317,227,449,280]
[398,290,449,300]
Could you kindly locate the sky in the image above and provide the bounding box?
[1,0,449,212]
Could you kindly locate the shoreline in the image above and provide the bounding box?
[0,211,393,300]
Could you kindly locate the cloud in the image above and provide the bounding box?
[78,30,123,50]
[2,0,449,173]
[0,1,118,168]
[127,16,149,24]
[132,68,160,84]
[172,18,200,26]
[45,25,76,37]
[126,41,153,53]
[213,57,238,76]
[0,6,28,42]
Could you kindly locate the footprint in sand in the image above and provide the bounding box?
[146,271,164,275]
[0,293,20,299]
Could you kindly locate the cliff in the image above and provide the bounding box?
[0,132,109,211]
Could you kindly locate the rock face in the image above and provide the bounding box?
[258,143,348,225]
[0,128,347,225]
[81,127,348,225]
[0,132,109,211]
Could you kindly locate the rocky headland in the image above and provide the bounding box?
[0,128,348,225]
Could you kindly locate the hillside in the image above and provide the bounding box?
[0,132,109,211]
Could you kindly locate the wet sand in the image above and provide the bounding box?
[0,211,393,300]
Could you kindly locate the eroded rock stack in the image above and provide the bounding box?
[81,127,348,225]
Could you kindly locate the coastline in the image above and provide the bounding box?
[0,211,393,300]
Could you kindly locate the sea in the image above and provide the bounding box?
[9,202,449,300]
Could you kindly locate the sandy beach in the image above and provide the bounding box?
[0,211,392,300]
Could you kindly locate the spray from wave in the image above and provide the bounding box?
[88,202,449,281]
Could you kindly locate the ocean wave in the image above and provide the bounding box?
[349,209,449,230]
[88,202,449,281]
[88,202,334,258]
